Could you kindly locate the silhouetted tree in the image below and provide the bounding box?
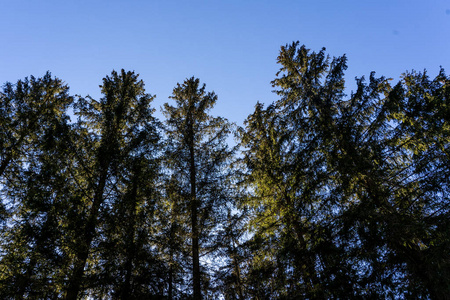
[162,77,235,300]
[0,73,73,298]
[0,42,448,300]
[64,70,162,299]
[239,42,450,299]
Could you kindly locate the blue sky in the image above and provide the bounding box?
[1,0,449,124]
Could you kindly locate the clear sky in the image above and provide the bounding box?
[1,0,449,124]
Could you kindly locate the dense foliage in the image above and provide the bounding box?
[1,43,449,299]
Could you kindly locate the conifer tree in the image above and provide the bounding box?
[0,43,448,299]
[0,73,73,298]
[330,66,450,298]
[162,77,235,300]
[64,70,161,299]
[240,42,450,299]
[239,42,355,298]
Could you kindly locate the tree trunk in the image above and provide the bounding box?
[231,239,244,299]
[168,222,175,300]
[65,166,108,300]
[189,122,201,300]
[168,261,173,300]
[120,170,139,300]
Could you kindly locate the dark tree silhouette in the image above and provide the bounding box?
[162,77,235,300]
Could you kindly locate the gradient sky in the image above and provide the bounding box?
[1,0,449,124]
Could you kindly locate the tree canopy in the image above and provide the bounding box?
[1,43,449,299]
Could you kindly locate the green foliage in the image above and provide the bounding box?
[65,70,163,299]
[0,44,448,300]
[0,72,73,298]
[239,42,450,299]
[239,42,355,298]
[162,77,236,299]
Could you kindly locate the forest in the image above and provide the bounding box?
[1,42,449,299]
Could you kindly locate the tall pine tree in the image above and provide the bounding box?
[0,72,73,298]
[64,70,161,299]
[162,77,235,300]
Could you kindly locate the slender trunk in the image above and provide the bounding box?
[120,170,139,300]
[65,166,108,300]
[231,239,244,299]
[188,122,201,300]
[120,234,135,299]
[192,214,201,300]
[168,222,175,300]
[168,260,173,300]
